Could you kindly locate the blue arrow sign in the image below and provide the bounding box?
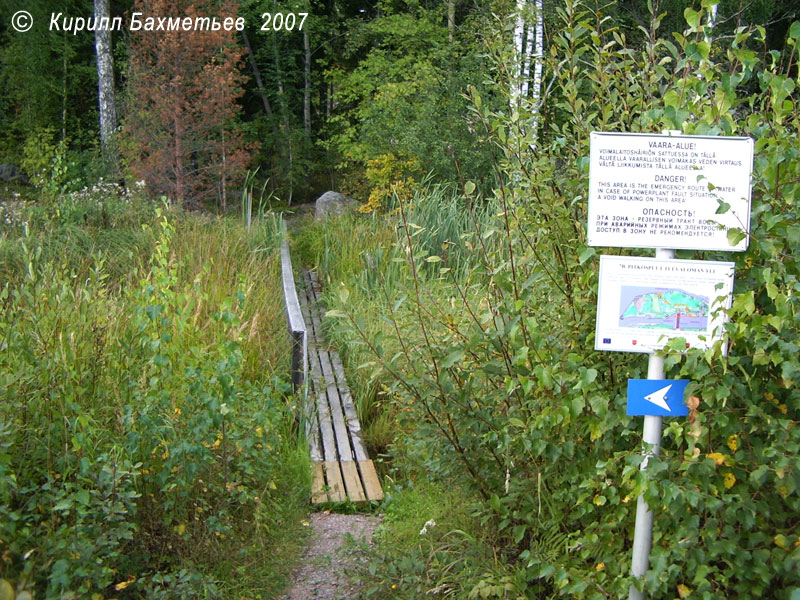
[627,379,690,416]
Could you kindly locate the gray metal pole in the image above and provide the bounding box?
[629,247,674,600]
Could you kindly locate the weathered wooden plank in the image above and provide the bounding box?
[300,276,354,463]
[329,352,370,462]
[358,460,384,502]
[316,390,338,463]
[297,267,384,504]
[323,461,346,503]
[300,289,326,464]
[304,404,323,463]
[340,461,367,503]
[311,463,327,504]
[317,350,354,462]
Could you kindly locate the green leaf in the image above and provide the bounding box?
[464,181,476,196]
[75,489,90,506]
[664,89,680,108]
[578,246,596,265]
[53,499,72,511]
[726,228,746,246]
[684,8,701,29]
[789,21,800,42]
[441,349,464,369]
[731,291,755,315]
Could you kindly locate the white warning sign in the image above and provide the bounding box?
[588,132,753,251]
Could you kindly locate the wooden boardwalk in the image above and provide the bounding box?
[297,270,384,504]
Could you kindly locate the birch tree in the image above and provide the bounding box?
[511,0,544,144]
[93,0,117,156]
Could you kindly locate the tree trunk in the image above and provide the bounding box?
[62,31,68,142]
[94,0,117,156]
[448,0,455,41]
[221,127,227,212]
[273,36,293,206]
[241,29,275,118]
[241,29,280,184]
[530,0,544,143]
[511,0,526,110]
[303,27,311,138]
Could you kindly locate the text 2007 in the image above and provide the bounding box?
[261,13,308,31]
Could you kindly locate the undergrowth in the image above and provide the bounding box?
[296,5,800,599]
[0,190,308,598]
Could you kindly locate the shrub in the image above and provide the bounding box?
[327,4,800,598]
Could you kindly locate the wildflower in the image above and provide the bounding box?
[419,519,436,536]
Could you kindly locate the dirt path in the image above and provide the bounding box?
[280,512,381,600]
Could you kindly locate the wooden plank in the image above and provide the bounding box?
[316,389,338,463]
[358,460,384,502]
[299,268,384,505]
[323,461,346,503]
[300,279,354,463]
[301,298,327,463]
[304,405,323,463]
[340,461,367,503]
[329,352,370,462]
[317,350,354,462]
[311,463,327,504]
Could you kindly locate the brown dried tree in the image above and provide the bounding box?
[123,0,249,209]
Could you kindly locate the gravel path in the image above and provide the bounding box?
[280,512,381,600]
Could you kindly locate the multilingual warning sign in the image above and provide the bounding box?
[588,132,754,251]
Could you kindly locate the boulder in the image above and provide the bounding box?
[0,163,28,185]
[314,191,358,220]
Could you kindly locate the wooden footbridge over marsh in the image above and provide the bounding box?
[280,229,384,505]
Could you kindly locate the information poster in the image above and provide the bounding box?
[588,132,754,251]
[595,256,735,354]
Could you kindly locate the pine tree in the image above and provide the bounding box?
[123,0,249,208]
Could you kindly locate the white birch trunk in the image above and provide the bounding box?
[530,0,544,143]
[94,0,117,153]
[705,2,719,44]
[511,0,527,110]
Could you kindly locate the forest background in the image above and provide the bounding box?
[1,0,800,599]
[0,0,792,210]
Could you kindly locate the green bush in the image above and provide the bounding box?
[325,4,800,598]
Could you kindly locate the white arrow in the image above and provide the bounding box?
[644,384,673,412]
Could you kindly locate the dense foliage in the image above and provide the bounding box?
[0,195,307,598]
[312,3,800,598]
[2,0,800,598]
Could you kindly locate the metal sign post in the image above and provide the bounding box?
[628,247,670,600]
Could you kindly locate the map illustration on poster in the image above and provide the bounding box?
[618,286,709,331]
[595,256,734,353]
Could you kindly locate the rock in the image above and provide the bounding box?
[314,191,358,220]
[0,164,29,185]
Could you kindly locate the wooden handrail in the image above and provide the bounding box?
[280,222,308,394]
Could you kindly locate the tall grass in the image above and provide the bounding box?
[292,185,498,456]
[0,193,307,599]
